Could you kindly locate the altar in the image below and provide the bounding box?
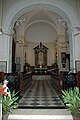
[33,42,48,67]
[34,68,48,75]
[33,42,48,75]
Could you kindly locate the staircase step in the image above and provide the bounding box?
[8,109,73,120]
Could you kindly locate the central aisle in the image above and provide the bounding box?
[19,79,65,108]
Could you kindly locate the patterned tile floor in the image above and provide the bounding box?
[19,79,65,108]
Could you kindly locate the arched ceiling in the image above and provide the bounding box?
[16,9,64,43]
[2,0,78,45]
[3,0,79,35]
[22,10,57,25]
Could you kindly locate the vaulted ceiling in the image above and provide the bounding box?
[16,9,64,43]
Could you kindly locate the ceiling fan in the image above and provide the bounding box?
[0,0,13,36]
[74,27,80,36]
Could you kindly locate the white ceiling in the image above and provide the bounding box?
[16,9,64,43]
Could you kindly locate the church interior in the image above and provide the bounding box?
[0,0,80,120]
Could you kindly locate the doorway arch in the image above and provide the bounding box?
[2,0,79,72]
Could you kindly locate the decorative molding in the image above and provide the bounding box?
[25,20,57,31]
[8,38,12,73]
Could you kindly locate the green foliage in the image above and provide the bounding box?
[2,91,19,114]
[0,80,19,114]
[62,87,80,116]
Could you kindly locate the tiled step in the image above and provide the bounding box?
[8,109,73,120]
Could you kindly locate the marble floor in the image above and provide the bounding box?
[8,109,73,120]
[19,79,65,108]
[8,108,73,120]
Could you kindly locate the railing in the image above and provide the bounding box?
[0,72,32,97]
[50,71,61,95]
[19,72,32,96]
[76,71,80,87]
[59,71,68,90]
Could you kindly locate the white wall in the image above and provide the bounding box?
[45,42,56,66]
[0,35,12,73]
[64,0,80,22]
[74,34,80,60]
[25,22,57,43]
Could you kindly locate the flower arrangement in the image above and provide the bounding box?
[0,79,19,115]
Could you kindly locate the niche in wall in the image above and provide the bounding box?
[33,42,48,67]
[61,52,66,68]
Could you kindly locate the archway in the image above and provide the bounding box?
[2,0,79,72]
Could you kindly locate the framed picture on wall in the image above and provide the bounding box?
[75,60,80,72]
[0,61,7,73]
[61,52,66,63]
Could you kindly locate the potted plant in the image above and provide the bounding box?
[0,79,19,120]
[62,87,80,120]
